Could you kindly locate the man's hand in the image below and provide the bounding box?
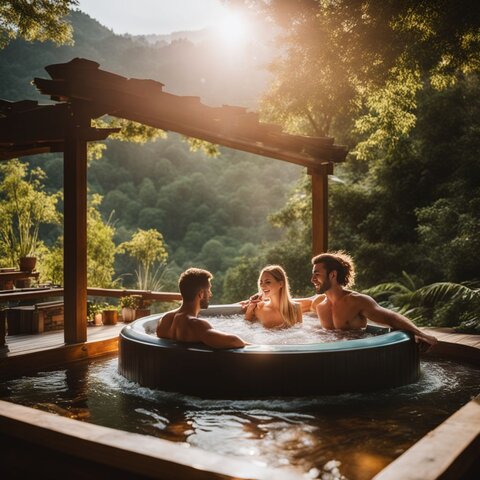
[414,331,438,352]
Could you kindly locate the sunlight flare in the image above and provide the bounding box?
[215,11,249,46]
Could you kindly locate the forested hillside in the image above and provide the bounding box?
[0,10,301,300]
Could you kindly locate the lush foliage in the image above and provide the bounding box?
[365,273,480,333]
[118,228,168,291]
[0,11,298,301]
[0,0,77,48]
[86,194,118,287]
[0,159,61,265]
[218,0,480,321]
[40,193,118,288]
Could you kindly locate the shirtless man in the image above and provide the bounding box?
[157,268,245,349]
[297,252,437,348]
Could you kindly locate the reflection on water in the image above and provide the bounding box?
[1,356,478,480]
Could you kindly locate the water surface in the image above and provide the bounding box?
[1,355,478,480]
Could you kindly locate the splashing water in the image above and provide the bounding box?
[149,313,377,345]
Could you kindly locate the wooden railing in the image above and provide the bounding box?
[0,287,182,353]
[0,287,182,303]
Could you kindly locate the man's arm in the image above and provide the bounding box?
[359,295,437,348]
[194,320,245,349]
[294,295,324,313]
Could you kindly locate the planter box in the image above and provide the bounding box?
[7,301,64,334]
[102,310,118,325]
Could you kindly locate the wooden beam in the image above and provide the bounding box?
[63,103,88,344]
[33,68,348,166]
[373,397,480,480]
[311,170,329,255]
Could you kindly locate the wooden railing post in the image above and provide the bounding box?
[0,309,8,354]
[63,103,89,344]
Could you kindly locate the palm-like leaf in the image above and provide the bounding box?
[410,282,480,305]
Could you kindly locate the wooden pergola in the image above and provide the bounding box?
[0,58,348,345]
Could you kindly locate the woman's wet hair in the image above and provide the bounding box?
[179,268,212,302]
[312,251,355,287]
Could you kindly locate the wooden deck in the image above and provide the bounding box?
[4,323,124,357]
[423,327,480,365]
[0,323,125,380]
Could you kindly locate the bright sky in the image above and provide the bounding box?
[77,0,229,35]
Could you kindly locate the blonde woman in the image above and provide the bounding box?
[244,265,302,328]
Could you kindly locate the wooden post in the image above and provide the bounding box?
[63,103,89,344]
[0,309,8,354]
[311,168,330,256]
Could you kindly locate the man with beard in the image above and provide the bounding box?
[297,252,437,348]
[157,268,245,348]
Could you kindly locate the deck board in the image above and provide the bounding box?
[5,324,125,357]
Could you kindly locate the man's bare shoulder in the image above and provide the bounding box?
[344,291,377,307]
[160,310,176,322]
[157,310,176,337]
[188,315,212,330]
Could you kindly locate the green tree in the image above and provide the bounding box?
[0,159,61,266]
[0,0,77,48]
[41,193,118,287]
[244,0,480,290]
[87,194,117,287]
[119,228,168,290]
[258,0,480,142]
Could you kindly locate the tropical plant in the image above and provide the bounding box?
[364,273,480,330]
[118,229,168,291]
[0,160,61,266]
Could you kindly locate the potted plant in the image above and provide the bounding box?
[87,302,106,326]
[119,294,141,323]
[102,304,119,325]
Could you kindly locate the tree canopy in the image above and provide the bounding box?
[257,0,480,147]
[0,0,77,48]
[222,0,480,307]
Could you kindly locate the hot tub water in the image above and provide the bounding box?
[1,355,478,480]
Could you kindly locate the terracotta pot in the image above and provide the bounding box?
[102,310,118,325]
[19,256,37,272]
[121,307,136,323]
[93,312,103,326]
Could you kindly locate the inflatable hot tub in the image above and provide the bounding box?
[118,305,420,397]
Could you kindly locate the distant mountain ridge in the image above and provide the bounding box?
[0,10,274,109]
[127,29,210,46]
